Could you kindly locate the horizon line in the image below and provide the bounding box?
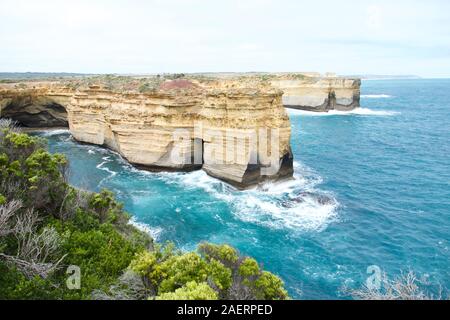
[2,71,450,79]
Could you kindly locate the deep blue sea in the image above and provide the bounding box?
[38,79,450,299]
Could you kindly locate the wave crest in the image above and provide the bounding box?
[96,156,118,185]
[129,217,164,241]
[287,107,399,117]
[361,94,392,98]
[152,162,339,232]
[39,129,71,136]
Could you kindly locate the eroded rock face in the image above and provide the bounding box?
[271,76,361,112]
[0,89,71,127]
[0,80,293,189]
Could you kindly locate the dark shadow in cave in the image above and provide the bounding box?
[1,98,68,128]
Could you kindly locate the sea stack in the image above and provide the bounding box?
[271,73,361,112]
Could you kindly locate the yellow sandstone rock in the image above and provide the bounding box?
[0,78,293,189]
[0,73,361,187]
[271,74,361,112]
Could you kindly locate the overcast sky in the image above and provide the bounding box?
[0,0,449,77]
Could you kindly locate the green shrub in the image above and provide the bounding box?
[126,242,288,300]
[0,126,288,301]
[158,252,209,293]
[0,262,61,300]
[156,281,218,300]
[199,243,239,266]
[239,257,260,277]
[254,271,289,300]
[207,258,232,291]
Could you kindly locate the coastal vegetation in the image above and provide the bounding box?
[346,271,447,300]
[0,119,288,300]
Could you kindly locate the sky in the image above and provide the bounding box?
[0,0,449,77]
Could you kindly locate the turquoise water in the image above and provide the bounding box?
[38,79,450,299]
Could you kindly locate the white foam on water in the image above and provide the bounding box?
[361,94,393,98]
[44,129,339,233]
[153,162,339,232]
[231,163,339,231]
[39,129,71,136]
[233,191,338,231]
[287,107,399,117]
[342,108,399,116]
[129,217,164,241]
[96,156,118,180]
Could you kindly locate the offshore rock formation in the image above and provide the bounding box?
[185,72,361,112]
[0,79,293,189]
[271,74,361,112]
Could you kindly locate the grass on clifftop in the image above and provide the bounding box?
[0,72,316,93]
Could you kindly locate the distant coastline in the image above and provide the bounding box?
[343,74,422,80]
[0,72,422,81]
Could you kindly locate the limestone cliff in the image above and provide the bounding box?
[182,72,361,112]
[0,79,293,189]
[271,74,361,112]
[0,87,71,127]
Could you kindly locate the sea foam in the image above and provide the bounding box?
[287,107,399,117]
[39,129,339,232]
[39,129,71,136]
[361,94,393,98]
[96,156,118,186]
[152,162,339,232]
[129,217,164,241]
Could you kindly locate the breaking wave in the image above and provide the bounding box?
[96,156,118,186]
[287,107,399,117]
[43,130,339,232]
[129,217,164,241]
[39,129,71,137]
[341,108,399,116]
[149,162,339,232]
[361,94,393,98]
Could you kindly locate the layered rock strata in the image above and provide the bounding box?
[0,88,71,127]
[271,75,361,112]
[0,80,293,189]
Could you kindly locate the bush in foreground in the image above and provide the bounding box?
[0,120,288,300]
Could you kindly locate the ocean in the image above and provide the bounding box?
[37,79,450,299]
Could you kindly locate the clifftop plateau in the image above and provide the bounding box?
[0,72,361,112]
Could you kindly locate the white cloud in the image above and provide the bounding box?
[0,0,449,77]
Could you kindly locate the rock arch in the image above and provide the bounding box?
[0,93,68,127]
